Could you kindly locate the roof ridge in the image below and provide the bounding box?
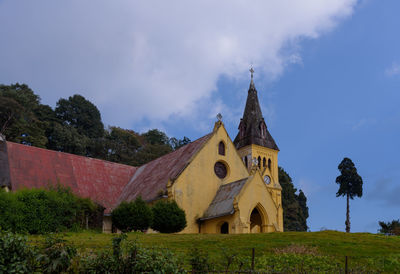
[6,141,138,169]
[136,132,213,169]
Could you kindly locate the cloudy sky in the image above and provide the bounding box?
[1,0,399,232]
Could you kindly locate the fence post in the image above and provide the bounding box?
[345,256,348,274]
[251,247,255,271]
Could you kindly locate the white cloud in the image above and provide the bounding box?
[385,62,400,77]
[0,0,357,128]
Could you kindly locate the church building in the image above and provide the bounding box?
[0,71,283,234]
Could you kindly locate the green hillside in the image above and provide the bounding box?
[29,231,400,272]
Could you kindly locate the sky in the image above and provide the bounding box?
[0,0,399,233]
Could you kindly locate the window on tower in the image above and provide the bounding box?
[268,158,272,170]
[257,156,261,169]
[263,157,266,167]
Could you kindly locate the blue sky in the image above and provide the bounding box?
[1,0,399,232]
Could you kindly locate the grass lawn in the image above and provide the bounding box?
[29,230,400,263]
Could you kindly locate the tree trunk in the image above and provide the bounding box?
[345,193,350,233]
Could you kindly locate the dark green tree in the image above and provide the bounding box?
[142,129,170,145]
[378,219,400,236]
[55,94,104,139]
[132,144,172,166]
[0,84,47,147]
[104,127,141,164]
[335,157,363,233]
[0,97,24,134]
[278,167,308,231]
[111,197,152,232]
[151,200,186,233]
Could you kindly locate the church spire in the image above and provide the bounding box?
[233,68,279,151]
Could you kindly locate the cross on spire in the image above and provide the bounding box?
[250,67,254,80]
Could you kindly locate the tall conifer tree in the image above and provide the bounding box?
[335,157,363,233]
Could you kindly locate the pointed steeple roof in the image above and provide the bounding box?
[233,69,279,150]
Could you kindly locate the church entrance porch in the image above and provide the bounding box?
[250,208,263,233]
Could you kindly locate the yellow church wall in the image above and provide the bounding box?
[200,215,236,234]
[170,122,250,233]
[235,173,283,232]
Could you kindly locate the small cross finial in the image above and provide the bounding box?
[216,113,222,121]
[250,67,254,79]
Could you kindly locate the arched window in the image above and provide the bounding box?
[220,222,229,234]
[263,157,266,167]
[268,158,272,170]
[218,141,225,155]
[257,156,261,169]
[244,156,248,168]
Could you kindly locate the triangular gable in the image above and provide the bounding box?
[115,133,213,207]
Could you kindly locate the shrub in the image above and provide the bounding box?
[0,186,99,234]
[112,197,152,232]
[151,200,186,233]
[81,234,184,273]
[379,219,400,236]
[0,230,37,273]
[188,247,211,273]
[37,234,77,274]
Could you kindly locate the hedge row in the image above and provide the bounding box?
[112,197,187,233]
[0,187,100,234]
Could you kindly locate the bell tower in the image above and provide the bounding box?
[233,68,280,189]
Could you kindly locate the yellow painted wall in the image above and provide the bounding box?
[170,122,250,233]
[237,144,279,186]
[235,173,283,232]
[200,174,283,233]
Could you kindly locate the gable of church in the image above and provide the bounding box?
[170,121,250,233]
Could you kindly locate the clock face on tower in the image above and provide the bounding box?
[264,175,271,185]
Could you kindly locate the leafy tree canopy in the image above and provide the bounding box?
[378,219,400,236]
[0,84,47,147]
[142,129,170,145]
[55,94,104,139]
[336,157,363,199]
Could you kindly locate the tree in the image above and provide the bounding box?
[378,219,400,236]
[111,197,152,232]
[132,144,173,166]
[151,200,186,233]
[0,84,47,147]
[169,136,191,150]
[103,127,141,164]
[55,94,104,139]
[278,167,309,231]
[335,157,363,233]
[142,129,170,145]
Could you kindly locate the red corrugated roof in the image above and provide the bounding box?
[5,132,214,214]
[116,133,213,207]
[6,142,137,213]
